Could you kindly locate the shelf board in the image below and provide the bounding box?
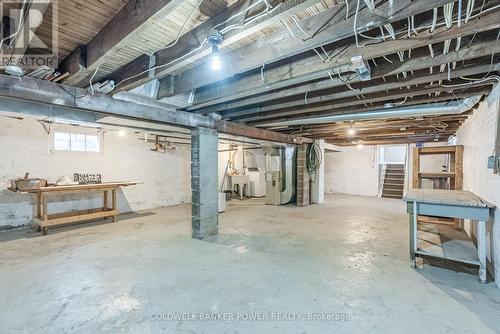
[419,172,456,179]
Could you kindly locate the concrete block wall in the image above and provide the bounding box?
[325,145,379,197]
[191,127,218,239]
[296,144,310,207]
[324,143,451,197]
[0,117,191,230]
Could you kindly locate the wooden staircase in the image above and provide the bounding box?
[382,164,405,199]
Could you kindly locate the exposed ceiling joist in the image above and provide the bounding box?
[227,61,500,123]
[218,41,500,118]
[239,84,492,123]
[60,0,185,86]
[157,0,457,99]
[7,0,52,59]
[0,75,308,144]
[108,0,322,93]
[191,9,500,114]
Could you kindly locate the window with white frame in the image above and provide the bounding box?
[53,131,101,152]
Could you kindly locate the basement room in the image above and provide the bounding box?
[1,0,500,333]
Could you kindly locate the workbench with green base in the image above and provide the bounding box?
[403,189,495,283]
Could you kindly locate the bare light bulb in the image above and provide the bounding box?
[357,143,364,150]
[118,130,126,137]
[347,128,356,136]
[211,54,221,71]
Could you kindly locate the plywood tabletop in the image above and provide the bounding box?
[403,189,495,208]
[21,181,142,193]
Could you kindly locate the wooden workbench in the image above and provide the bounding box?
[21,182,139,235]
[403,189,495,283]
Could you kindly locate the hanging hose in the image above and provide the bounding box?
[306,142,323,182]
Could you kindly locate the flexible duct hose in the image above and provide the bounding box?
[306,142,322,182]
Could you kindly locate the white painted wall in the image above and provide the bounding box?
[0,117,191,230]
[455,85,500,287]
[324,145,379,197]
[379,145,406,164]
[218,143,266,192]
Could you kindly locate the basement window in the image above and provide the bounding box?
[53,132,101,153]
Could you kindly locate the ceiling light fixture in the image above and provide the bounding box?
[208,30,223,71]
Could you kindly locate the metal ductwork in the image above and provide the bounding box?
[264,146,296,205]
[259,96,483,127]
[112,92,177,111]
[280,147,296,204]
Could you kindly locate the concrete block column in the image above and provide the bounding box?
[296,144,310,207]
[191,127,218,239]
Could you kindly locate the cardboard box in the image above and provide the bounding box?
[13,178,48,191]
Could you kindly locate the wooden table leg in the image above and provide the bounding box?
[112,189,117,222]
[477,220,487,283]
[36,192,42,218]
[42,194,48,235]
[103,190,108,210]
[42,194,48,221]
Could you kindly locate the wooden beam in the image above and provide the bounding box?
[109,0,320,92]
[0,74,304,144]
[12,0,51,56]
[158,0,456,98]
[217,120,312,144]
[238,83,492,123]
[188,8,500,113]
[0,74,212,128]
[234,63,500,123]
[250,89,489,126]
[59,0,185,85]
[225,42,500,119]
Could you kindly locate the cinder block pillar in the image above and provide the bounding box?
[296,144,310,207]
[191,127,218,239]
[311,140,325,204]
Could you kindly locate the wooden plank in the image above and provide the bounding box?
[225,62,498,121]
[418,146,461,154]
[112,189,117,222]
[403,189,495,208]
[36,209,119,227]
[216,120,312,144]
[419,172,456,179]
[104,190,109,210]
[110,0,319,92]
[23,182,139,193]
[159,0,457,98]
[236,84,492,123]
[3,0,51,59]
[455,145,464,190]
[412,147,420,189]
[60,0,185,85]
[186,8,500,112]
[0,74,214,129]
[0,74,316,144]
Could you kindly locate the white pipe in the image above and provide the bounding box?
[258,96,483,127]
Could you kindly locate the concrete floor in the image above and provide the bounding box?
[1,194,500,333]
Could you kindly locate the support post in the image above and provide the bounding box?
[296,144,310,207]
[191,127,219,239]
